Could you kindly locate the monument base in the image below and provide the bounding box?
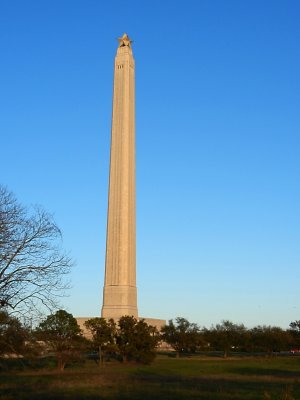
[101,285,138,319]
[140,317,166,331]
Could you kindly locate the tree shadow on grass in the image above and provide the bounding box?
[1,370,300,400]
[130,372,300,400]
[228,366,300,378]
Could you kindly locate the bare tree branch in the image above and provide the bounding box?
[0,185,73,318]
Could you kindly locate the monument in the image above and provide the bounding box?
[101,33,138,319]
[77,35,165,333]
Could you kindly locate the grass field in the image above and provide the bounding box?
[1,355,300,399]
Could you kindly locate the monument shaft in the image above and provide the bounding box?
[101,34,138,319]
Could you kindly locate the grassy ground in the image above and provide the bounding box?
[1,355,300,399]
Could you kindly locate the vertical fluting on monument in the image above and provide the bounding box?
[101,34,138,319]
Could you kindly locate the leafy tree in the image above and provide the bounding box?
[289,321,300,332]
[0,185,73,318]
[84,317,116,365]
[249,325,291,355]
[0,311,28,356]
[35,309,84,371]
[161,317,202,356]
[205,320,248,357]
[289,320,300,351]
[116,316,160,364]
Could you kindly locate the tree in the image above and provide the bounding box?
[0,310,28,356]
[161,317,202,356]
[289,320,300,351]
[35,309,84,371]
[0,185,72,318]
[204,320,248,357]
[116,316,160,364]
[249,325,291,355]
[84,317,116,365]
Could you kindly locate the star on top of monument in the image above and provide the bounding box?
[118,33,132,48]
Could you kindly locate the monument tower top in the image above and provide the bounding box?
[118,33,132,48]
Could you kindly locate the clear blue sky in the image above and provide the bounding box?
[1,0,299,329]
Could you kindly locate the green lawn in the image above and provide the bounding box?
[1,356,300,399]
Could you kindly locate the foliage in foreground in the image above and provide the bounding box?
[0,311,28,356]
[161,317,202,356]
[85,315,160,365]
[116,315,160,363]
[32,312,160,370]
[35,309,85,371]
[84,317,116,364]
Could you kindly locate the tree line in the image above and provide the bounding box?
[0,310,160,370]
[1,310,300,371]
[161,318,300,358]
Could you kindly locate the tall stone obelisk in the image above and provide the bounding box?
[101,33,138,319]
